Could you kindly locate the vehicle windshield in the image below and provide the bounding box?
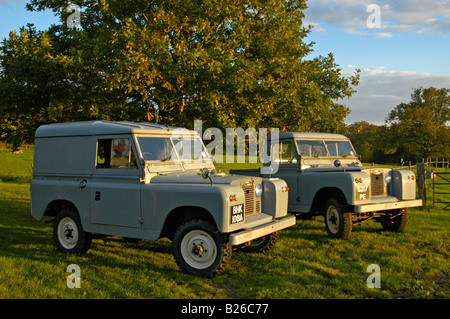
[296,139,356,157]
[137,136,211,162]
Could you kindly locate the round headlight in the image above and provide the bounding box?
[385,172,392,184]
[255,183,263,197]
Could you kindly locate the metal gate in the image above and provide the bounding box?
[433,172,450,210]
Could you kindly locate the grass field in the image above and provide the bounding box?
[0,150,448,299]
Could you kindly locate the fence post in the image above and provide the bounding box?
[417,163,426,206]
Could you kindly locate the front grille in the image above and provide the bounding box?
[255,199,261,214]
[371,172,387,196]
[241,181,261,216]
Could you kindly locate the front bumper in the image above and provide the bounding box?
[354,199,423,213]
[228,215,296,246]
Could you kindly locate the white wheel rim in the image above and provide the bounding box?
[57,217,79,250]
[180,230,217,270]
[326,206,340,234]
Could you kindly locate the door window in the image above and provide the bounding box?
[96,138,138,169]
[273,141,297,163]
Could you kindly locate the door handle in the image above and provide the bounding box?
[78,179,87,189]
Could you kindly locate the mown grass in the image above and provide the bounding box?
[0,150,448,299]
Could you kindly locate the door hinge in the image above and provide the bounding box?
[138,218,144,224]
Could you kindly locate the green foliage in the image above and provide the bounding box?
[347,121,381,163]
[347,87,449,164]
[1,0,359,149]
[0,26,63,149]
[385,87,450,162]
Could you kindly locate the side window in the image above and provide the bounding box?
[280,142,297,163]
[96,138,138,169]
[273,141,297,163]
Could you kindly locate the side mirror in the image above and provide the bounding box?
[201,167,211,179]
[201,167,214,186]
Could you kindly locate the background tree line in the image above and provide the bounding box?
[347,87,449,164]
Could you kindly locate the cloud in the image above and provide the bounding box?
[344,66,450,125]
[372,32,394,38]
[305,0,450,36]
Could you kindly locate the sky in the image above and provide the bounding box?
[0,0,449,126]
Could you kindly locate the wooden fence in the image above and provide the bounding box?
[422,157,450,169]
[0,144,34,153]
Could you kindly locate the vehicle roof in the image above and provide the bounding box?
[276,132,349,140]
[35,120,197,137]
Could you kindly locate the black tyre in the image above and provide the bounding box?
[381,209,409,232]
[172,219,232,277]
[54,208,92,254]
[241,232,279,253]
[323,198,352,239]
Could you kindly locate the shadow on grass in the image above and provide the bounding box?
[280,215,388,243]
[0,174,32,184]
[0,218,180,279]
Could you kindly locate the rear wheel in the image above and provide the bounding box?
[172,219,232,277]
[54,208,92,254]
[241,232,279,253]
[381,209,409,232]
[324,198,352,239]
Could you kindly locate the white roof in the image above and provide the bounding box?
[35,120,195,137]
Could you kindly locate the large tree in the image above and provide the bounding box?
[385,86,450,161]
[1,0,359,148]
[347,121,382,163]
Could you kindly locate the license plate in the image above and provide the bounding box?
[356,185,369,201]
[231,204,244,224]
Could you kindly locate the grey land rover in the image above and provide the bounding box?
[231,132,423,239]
[30,120,295,277]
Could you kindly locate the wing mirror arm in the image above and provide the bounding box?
[201,167,214,186]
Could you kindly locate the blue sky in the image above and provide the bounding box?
[304,0,450,124]
[1,0,449,125]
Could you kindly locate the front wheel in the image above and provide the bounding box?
[323,198,352,239]
[172,219,232,277]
